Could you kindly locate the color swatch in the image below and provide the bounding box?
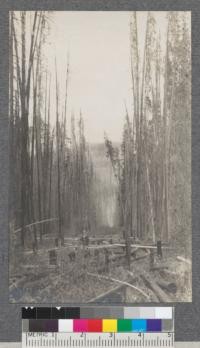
[22,307,173,319]
[22,318,174,333]
[102,320,117,333]
[22,307,173,333]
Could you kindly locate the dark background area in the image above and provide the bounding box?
[0,0,199,342]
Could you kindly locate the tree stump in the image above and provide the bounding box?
[104,248,109,273]
[49,249,57,266]
[149,249,155,269]
[157,240,162,258]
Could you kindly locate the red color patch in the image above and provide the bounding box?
[88,319,102,332]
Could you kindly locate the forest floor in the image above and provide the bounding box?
[9,236,192,303]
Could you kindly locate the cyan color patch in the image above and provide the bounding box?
[132,319,147,332]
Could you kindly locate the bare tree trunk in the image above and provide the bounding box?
[130,12,139,240]
[33,76,42,242]
[20,11,29,247]
[162,19,170,242]
[9,12,15,221]
[55,61,63,245]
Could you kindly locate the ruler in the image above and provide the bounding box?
[22,332,174,347]
[22,307,174,347]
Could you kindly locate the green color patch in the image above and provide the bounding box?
[117,319,132,332]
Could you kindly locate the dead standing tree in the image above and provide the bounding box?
[55,60,64,245]
[129,12,170,246]
[163,12,191,246]
[10,12,105,261]
[130,12,139,241]
[106,11,190,262]
[11,11,45,246]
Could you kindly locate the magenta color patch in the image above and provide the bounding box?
[73,319,88,332]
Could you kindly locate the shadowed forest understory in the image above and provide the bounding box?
[9,11,191,303]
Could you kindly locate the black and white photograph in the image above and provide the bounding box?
[9,11,191,303]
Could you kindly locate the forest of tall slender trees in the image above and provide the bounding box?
[9,11,191,303]
[9,11,96,248]
[105,12,191,253]
[9,11,191,255]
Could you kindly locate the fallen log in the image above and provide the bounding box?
[21,243,173,253]
[96,252,149,274]
[88,283,129,303]
[68,243,173,250]
[140,273,171,302]
[87,272,150,300]
[64,237,79,241]
[177,256,191,266]
[10,271,49,291]
[150,266,169,271]
[156,279,177,294]
[127,270,159,302]
[161,269,177,277]
[14,218,58,234]
[147,290,159,303]
[109,248,149,265]
[131,248,140,256]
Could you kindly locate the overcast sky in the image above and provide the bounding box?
[13,11,191,143]
[35,12,187,143]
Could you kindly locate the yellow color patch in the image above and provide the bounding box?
[102,320,117,332]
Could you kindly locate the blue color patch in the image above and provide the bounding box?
[132,319,147,332]
[147,319,162,332]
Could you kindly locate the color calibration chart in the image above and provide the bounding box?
[22,306,174,347]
